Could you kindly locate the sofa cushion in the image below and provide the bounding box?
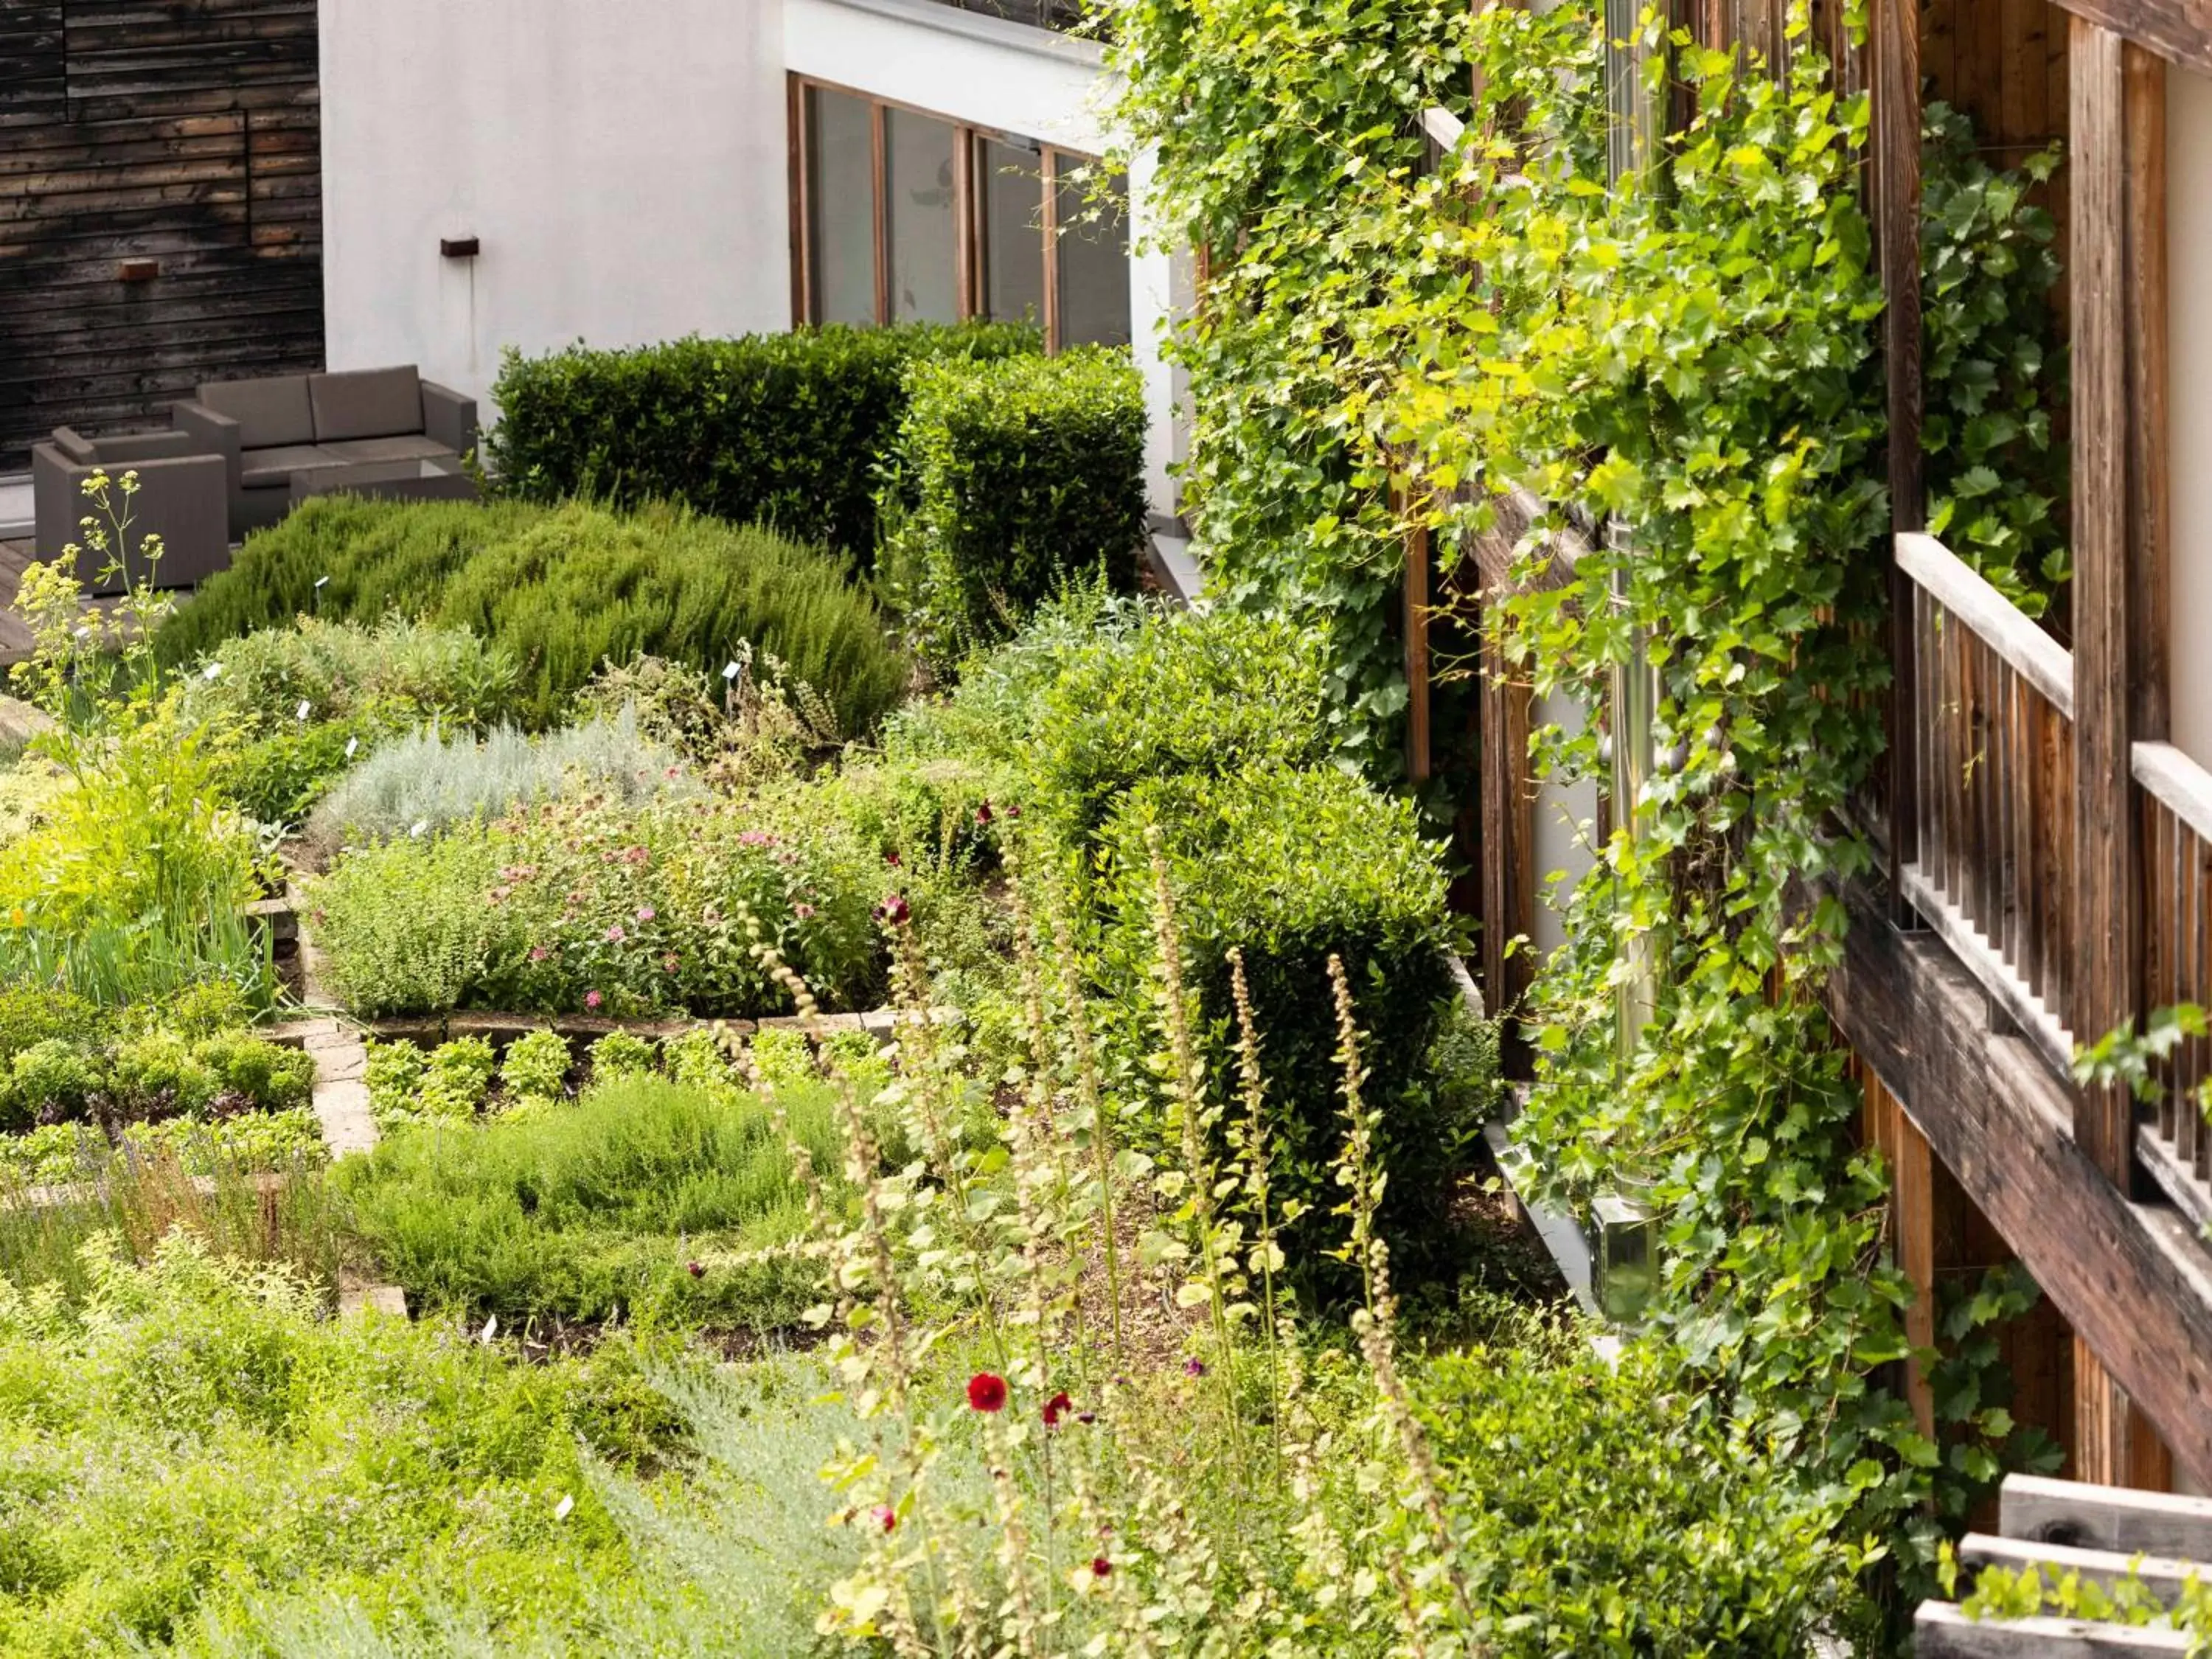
[316,433,454,465]
[310,366,422,443]
[88,430,195,464]
[49,427,97,464]
[240,444,347,490]
[198,375,314,451]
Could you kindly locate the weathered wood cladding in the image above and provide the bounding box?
[0,0,324,468]
[1824,874,2212,1489]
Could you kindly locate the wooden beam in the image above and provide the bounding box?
[1823,877,2212,1488]
[2001,1472,2212,1557]
[2040,0,2212,80]
[1961,1531,2200,1607]
[1890,1083,1941,1439]
[1915,1603,2191,1656]
[2076,1340,2174,1491]
[2069,17,2135,1181]
[1405,516,1433,783]
[2124,44,2169,745]
[1877,0,1926,908]
[1898,534,2077,716]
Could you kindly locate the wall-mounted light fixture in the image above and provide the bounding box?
[439,236,479,259]
[117,257,159,282]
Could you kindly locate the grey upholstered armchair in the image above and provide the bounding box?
[30,428,232,592]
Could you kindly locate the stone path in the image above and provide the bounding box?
[268,909,408,1318]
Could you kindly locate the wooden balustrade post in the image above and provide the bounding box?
[1874,0,1923,925]
[2068,19,2174,1490]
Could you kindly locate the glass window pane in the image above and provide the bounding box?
[806,86,877,325]
[886,108,959,324]
[977,136,1046,330]
[1053,161,1130,348]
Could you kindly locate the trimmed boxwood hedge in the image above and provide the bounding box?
[156,497,909,737]
[1099,762,1463,1292]
[487,321,1039,558]
[882,348,1147,658]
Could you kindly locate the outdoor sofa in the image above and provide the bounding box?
[173,366,479,539]
[30,426,230,592]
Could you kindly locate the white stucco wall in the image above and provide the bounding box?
[319,0,790,414]
[783,0,1180,518]
[2170,59,2212,768]
[319,0,1182,521]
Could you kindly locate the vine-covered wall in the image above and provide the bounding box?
[1111,0,2071,1636]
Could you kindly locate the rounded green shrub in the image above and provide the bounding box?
[1101,761,1461,1292]
[882,348,1148,659]
[489,320,1040,557]
[159,499,911,738]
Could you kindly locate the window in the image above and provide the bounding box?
[1051,153,1130,348]
[803,86,877,326]
[791,76,1130,351]
[885,107,959,323]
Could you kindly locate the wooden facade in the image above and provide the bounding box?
[1450,0,2212,1497]
[0,0,324,468]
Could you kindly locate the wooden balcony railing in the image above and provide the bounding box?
[2134,742,2212,1231]
[1894,532,2212,1231]
[1896,531,2077,1071]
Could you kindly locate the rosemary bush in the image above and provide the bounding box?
[156,498,911,737]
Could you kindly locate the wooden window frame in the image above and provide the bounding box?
[788,72,1113,350]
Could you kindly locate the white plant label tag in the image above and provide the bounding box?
[202,661,221,680]
[345,737,359,759]
[296,700,312,722]
[723,661,741,681]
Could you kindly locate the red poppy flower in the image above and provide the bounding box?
[869,1503,897,1532]
[876,894,911,926]
[686,1261,704,1279]
[1042,1391,1073,1427]
[967,1372,1008,1413]
[1091,1556,1112,1579]
[975,801,994,825]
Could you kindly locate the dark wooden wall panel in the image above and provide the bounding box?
[0,0,324,469]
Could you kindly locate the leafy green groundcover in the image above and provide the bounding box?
[304,791,885,1020]
[0,1236,675,1656]
[154,498,910,737]
[336,1071,845,1329]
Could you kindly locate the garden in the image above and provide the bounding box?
[0,1,2159,1649]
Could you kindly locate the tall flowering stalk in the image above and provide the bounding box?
[1143,825,1244,1433]
[1228,946,1286,1474]
[1329,953,1475,1640]
[1047,890,1125,1368]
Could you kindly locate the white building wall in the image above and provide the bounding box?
[319,0,1181,521]
[2169,59,2212,768]
[319,0,789,414]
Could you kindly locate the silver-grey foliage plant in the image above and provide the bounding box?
[306,703,697,858]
